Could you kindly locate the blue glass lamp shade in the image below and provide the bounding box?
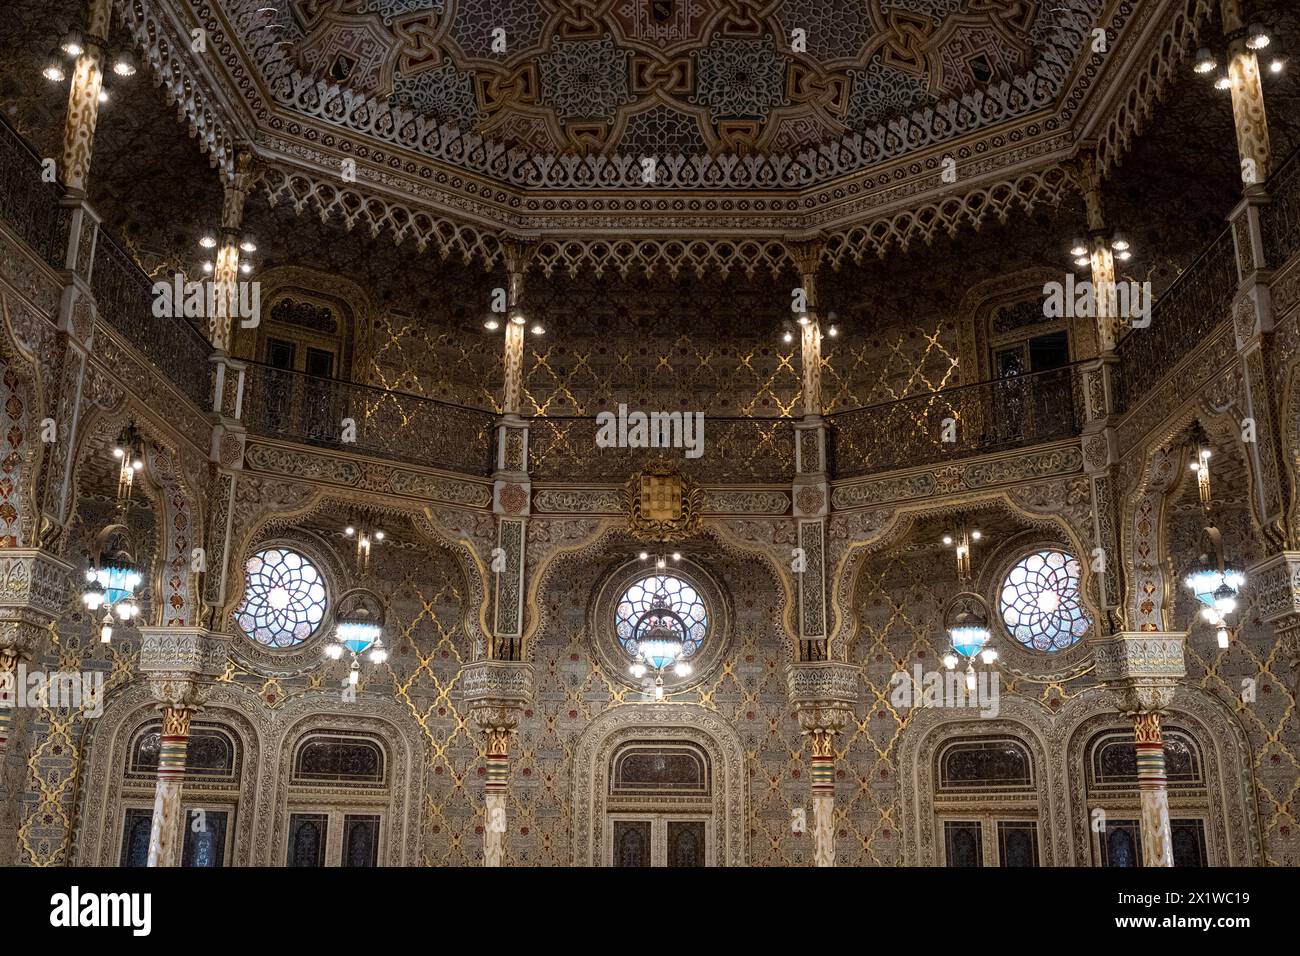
[1183,567,1245,607]
[636,623,685,670]
[949,623,991,659]
[95,563,141,605]
[336,619,381,655]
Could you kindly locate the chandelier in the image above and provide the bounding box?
[942,592,997,690]
[325,589,388,685]
[628,592,693,700]
[111,422,145,502]
[1180,425,1245,648]
[81,525,142,644]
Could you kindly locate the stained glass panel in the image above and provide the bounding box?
[999,549,1091,651]
[293,736,385,783]
[119,808,152,867]
[996,821,1038,867]
[236,548,327,648]
[182,809,228,868]
[288,813,328,866]
[667,821,707,867]
[939,739,1032,790]
[343,815,381,867]
[612,820,651,867]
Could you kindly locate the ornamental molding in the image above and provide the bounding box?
[830,443,1083,511]
[786,660,860,721]
[242,440,493,509]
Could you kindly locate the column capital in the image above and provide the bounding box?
[462,659,534,728]
[137,627,233,683]
[786,660,858,734]
[1091,631,1186,714]
[1248,552,1300,626]
[0,550,74,658]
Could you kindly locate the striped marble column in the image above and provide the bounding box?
[463,660,534,868]
[1134,711,1174,867]
[787,661,859,868]
[147,704,192,867]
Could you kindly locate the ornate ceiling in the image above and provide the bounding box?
[233,0,1088,160]
[100,0,1213,250]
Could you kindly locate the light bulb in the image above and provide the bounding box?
[965,668,977,691]
[344,526,355,536]
[325,644,344,660]
[240,262,252,275]
[1215,71,1232,91]
[796,313,810,326]
[97,88,109,104]
[61,33,84,57]
[782,330,793,344]
[827,325,838,337]
[1110,237,1130,252]
[630,662,647,678]
[112,52,137,77]
[653,684,664,701]
[369,647,388,664]
[674,661,692,677]
[638,551,649,561]
[656,557,666,569]
[942,535,953,546]
[483,317,500,331]
[100,621,113,643]
[1200,606,1219,623]
[239,238,257,253]
[671,552,681,561]
[1217,628,1230,649]
[1116,250,1132,262]
[202,261,214,273]
[980,649,997,664]
[1270,57,1285,74]
[348,667,360,686]
[1074,255,1091,268]
[1193,48,1216,74]
[199,234,217,249]
[1069,239,1088,257]
[374,530,384,540]
[970,530,981,540]
[42,52,66,83]
[943,654,958,670]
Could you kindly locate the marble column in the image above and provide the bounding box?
[1092,630,1186,867]
[787,661,858,867]
[462,660,533,867]
[146,699,195,867]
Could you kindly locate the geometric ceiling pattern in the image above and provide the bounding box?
[220,0,1105,174]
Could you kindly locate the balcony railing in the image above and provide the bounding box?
[90,233,214,410]
[828,364,1084,480]
[1114,226,1237,413]
[0,116,69,269]
[1263,147,1300,267]
[242,363,497,476]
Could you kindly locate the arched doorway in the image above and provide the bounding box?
[572,704,747,866]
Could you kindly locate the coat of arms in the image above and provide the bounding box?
[625,464,702,542]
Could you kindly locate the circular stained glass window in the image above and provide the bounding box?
[999,549,1091,652]
[614,574,708,660]
[236,548,327,648]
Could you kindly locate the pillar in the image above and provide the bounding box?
[462,660,533,867]
[1222,0,1272,187]
[491,241,533,661]
[211,151,255,356]
[1073,153,1126,629]
[0,551,73,865]
[787,661,858,867]
[1092,630,1185,867]
[1133,711,1174,866]
[146,698,195,867]
[61,0,112,196]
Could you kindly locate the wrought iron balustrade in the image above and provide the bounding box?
[90,233,214,410]
[1114,227,1237,412]
[829,364,1084,479]
[0,116,69,269]
[1262,148,1300,268]
[243,363,497,476]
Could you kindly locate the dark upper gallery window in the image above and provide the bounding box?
[292,735,385,784]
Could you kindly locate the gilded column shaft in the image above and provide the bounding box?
[61,0,111,195]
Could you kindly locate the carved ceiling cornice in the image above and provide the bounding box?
[111,0,1210,270]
